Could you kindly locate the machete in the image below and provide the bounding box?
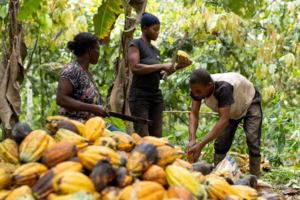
[108,112,153,126]
[162,32,189,81]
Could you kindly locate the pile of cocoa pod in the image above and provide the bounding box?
[0,116,284,200]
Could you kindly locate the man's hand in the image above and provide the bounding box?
[187,143,203,162]
[186,140,196,153]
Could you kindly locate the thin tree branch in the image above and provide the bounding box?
[25,36,38,74]
[163,111,218,115]
[252,23,267,31]
[203,1,220,6]
[26,75,39,94]
[252,0,276,18]
[31,29,66,67]
[175,114,189,126]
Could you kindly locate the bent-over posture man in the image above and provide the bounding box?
[187,69,262,178]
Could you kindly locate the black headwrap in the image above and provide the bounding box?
[140,12,160,29]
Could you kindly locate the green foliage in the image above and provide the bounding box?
[0,0,7,5]
[0,4,8,19]
[17,0,43,20]
[49,101,59,117]
[94,0,123,44]
[183,0,263,19]
[105,116,127,132]
[262,168,300,185]
[221,0,263,19]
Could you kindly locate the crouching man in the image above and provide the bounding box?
[186,69,262,178]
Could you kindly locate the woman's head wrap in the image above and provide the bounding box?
[140,12,160,29]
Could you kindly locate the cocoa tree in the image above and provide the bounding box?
[0,0,27,140]
[107,0,147,134]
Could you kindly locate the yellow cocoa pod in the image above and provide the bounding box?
[52,161,83,175]
[0,139,19,164]
[126,143,157,176]
[0,190,11,199]
[6,185,32,200]
[0,163,16,174]
[232,185,258,200]
[116,181,166,200]
[93,191,101,200]
[167,186,195,200]
[55,129,81,142]
[191,171,205,184]
[0,168,12,189]
[78,146,122,171]
[12,162,48,187]
[204,177,235,199]
[52,171,95,195]
[32,161,82,199]
[136,136,173,148]
[172,158,194,171]
[61,136,91,150]
[177,150,185,159]
[155,146,178,168]
[82,117,105,142]
[47,193,58,200]
[166,165,207,200]
[101,187,122,200]
[50,191,94,200]
[46,116,70,123]
[142,165,167,186]
[19,130,49,163]
[94,136,117,150]
[46,119,85,135]
[111,133,135,152]
[233,156,247,168]
[215,170,231,178]
[47,135,56,149]
[187,151,197,164]
[176,50,190,64]
[131,133,141,143]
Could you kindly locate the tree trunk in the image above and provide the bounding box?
[39,47,45,128]
[0,0,27,139]
[108,0,147,135]
[26,69,33,126]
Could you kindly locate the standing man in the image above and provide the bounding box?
[186,69,262,178]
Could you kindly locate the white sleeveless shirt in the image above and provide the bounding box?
[204,73,255,120]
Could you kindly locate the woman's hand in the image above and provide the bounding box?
[91,105,110,118]
[162,62,174,73]
[176,58,193,70]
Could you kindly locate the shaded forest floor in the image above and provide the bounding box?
[260,169,300,200]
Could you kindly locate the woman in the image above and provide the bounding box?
[128,12,192,137]
[56,32,120,131]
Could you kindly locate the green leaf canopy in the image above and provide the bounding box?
[17,0,43,21]
[93,0,123,45]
